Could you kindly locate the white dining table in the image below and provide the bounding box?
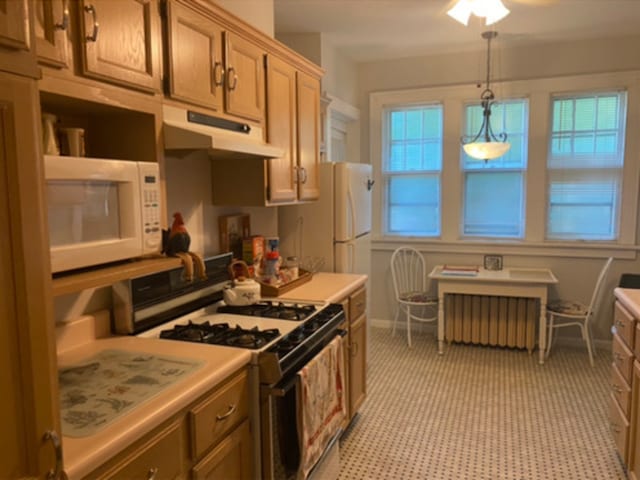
[428,266,558,364]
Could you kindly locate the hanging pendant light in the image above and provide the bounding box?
[461,31,510,161]
[447,0,510,26]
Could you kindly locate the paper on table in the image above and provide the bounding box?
[441,265,479,276]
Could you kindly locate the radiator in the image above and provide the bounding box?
[444,294,538,352]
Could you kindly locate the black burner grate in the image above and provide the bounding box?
[159,321,279,349]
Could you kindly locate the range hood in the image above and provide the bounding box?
[162,104,283,160]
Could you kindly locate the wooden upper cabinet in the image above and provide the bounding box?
[264,55,321,204]
[164,2,264,123]
[165,0,223,112]
[34,0,70,68]
[78,0,161,92]
[0,0,38,77]
[224,31,264,122]
[266,54,297,203]
[296,70,321,201]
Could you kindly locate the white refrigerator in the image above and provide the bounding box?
[278,162,373,276]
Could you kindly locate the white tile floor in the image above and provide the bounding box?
[338,327,627,480]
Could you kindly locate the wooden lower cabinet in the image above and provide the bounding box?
[341,285,367,425]
[192,419,253,480]
[629,361,640,479]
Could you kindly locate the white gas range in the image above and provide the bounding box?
[112,253,346,480]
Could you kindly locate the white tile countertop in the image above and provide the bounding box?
[57,315,251,480]
[614,287,640,318]
[270,272,367,303]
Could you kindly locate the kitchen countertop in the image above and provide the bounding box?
[59,333,251,480]
[271,272,367,303]
[615,287,640,317]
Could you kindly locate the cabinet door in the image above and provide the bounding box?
[34,0,70,68]
[224,31,264,122]
[0,0,38,77]
[0,72,59,479]
[166,0,223,112]
[349,313,367,417]
[79,0,160,92]
[296,70,321,201]
[192,419,253,480]
[265,55,297,203]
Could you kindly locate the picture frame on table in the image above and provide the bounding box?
[484,254,503,271]
[218,214,250,259]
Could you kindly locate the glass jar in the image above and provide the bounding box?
[284,256,299,280]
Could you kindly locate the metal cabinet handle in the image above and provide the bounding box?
[227,67,238,91]
[84,4,99,42]
[216,404,237,421]
[43,430,63,480]
[299,167,308,184]
[351,341,358,357]
[147,467,158,480]
[611,383,622,394]
[55,0,70,30]
[614,352,623,362]
[610,422,621,434]
[213,61,225,87]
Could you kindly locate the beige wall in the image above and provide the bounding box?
[214,0,274,37]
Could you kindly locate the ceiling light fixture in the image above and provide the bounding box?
[461,31,510,161]
[447,0,510,26]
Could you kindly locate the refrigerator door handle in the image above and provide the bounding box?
[347,188,357,240]
[349,242,355,273]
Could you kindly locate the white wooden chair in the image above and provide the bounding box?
[390,246,438,348]
[545,257,613,366]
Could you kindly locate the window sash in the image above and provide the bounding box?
[546,92,626,241]
[461,98,528,238]
[383,104,443,236]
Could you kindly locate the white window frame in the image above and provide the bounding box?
[461,98,529,239]
[369,71,640,258]
[382,103,443,237]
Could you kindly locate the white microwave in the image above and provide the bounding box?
[44,155,162,273]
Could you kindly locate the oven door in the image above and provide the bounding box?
[261,333,346,480]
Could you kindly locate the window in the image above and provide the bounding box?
[383,105,443,236]
[461,99,529,238]
[546,92,627,240]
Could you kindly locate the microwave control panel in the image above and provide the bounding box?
[138,162,162,252]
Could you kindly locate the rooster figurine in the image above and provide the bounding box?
[162,212,206,282]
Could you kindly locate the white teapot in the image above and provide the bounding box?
[223,277,260,306]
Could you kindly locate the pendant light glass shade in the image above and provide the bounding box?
[461,31,510,161]
[447,0,510,26]
[463,141,510,160]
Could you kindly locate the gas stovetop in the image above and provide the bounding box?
[217,301,318,321]
[158,321,280,349]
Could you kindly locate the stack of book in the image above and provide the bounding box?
[441,265,479,276]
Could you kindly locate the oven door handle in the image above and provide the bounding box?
[263,375,299,398]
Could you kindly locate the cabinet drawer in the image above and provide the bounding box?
[615,301,636,350]
[192,419,253,480]
[610,392,630,464]
[97,421,184,480]
[349,287,366,322]
[611,364,632,418]
[190,369,249,459]
[613,333,634,384]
